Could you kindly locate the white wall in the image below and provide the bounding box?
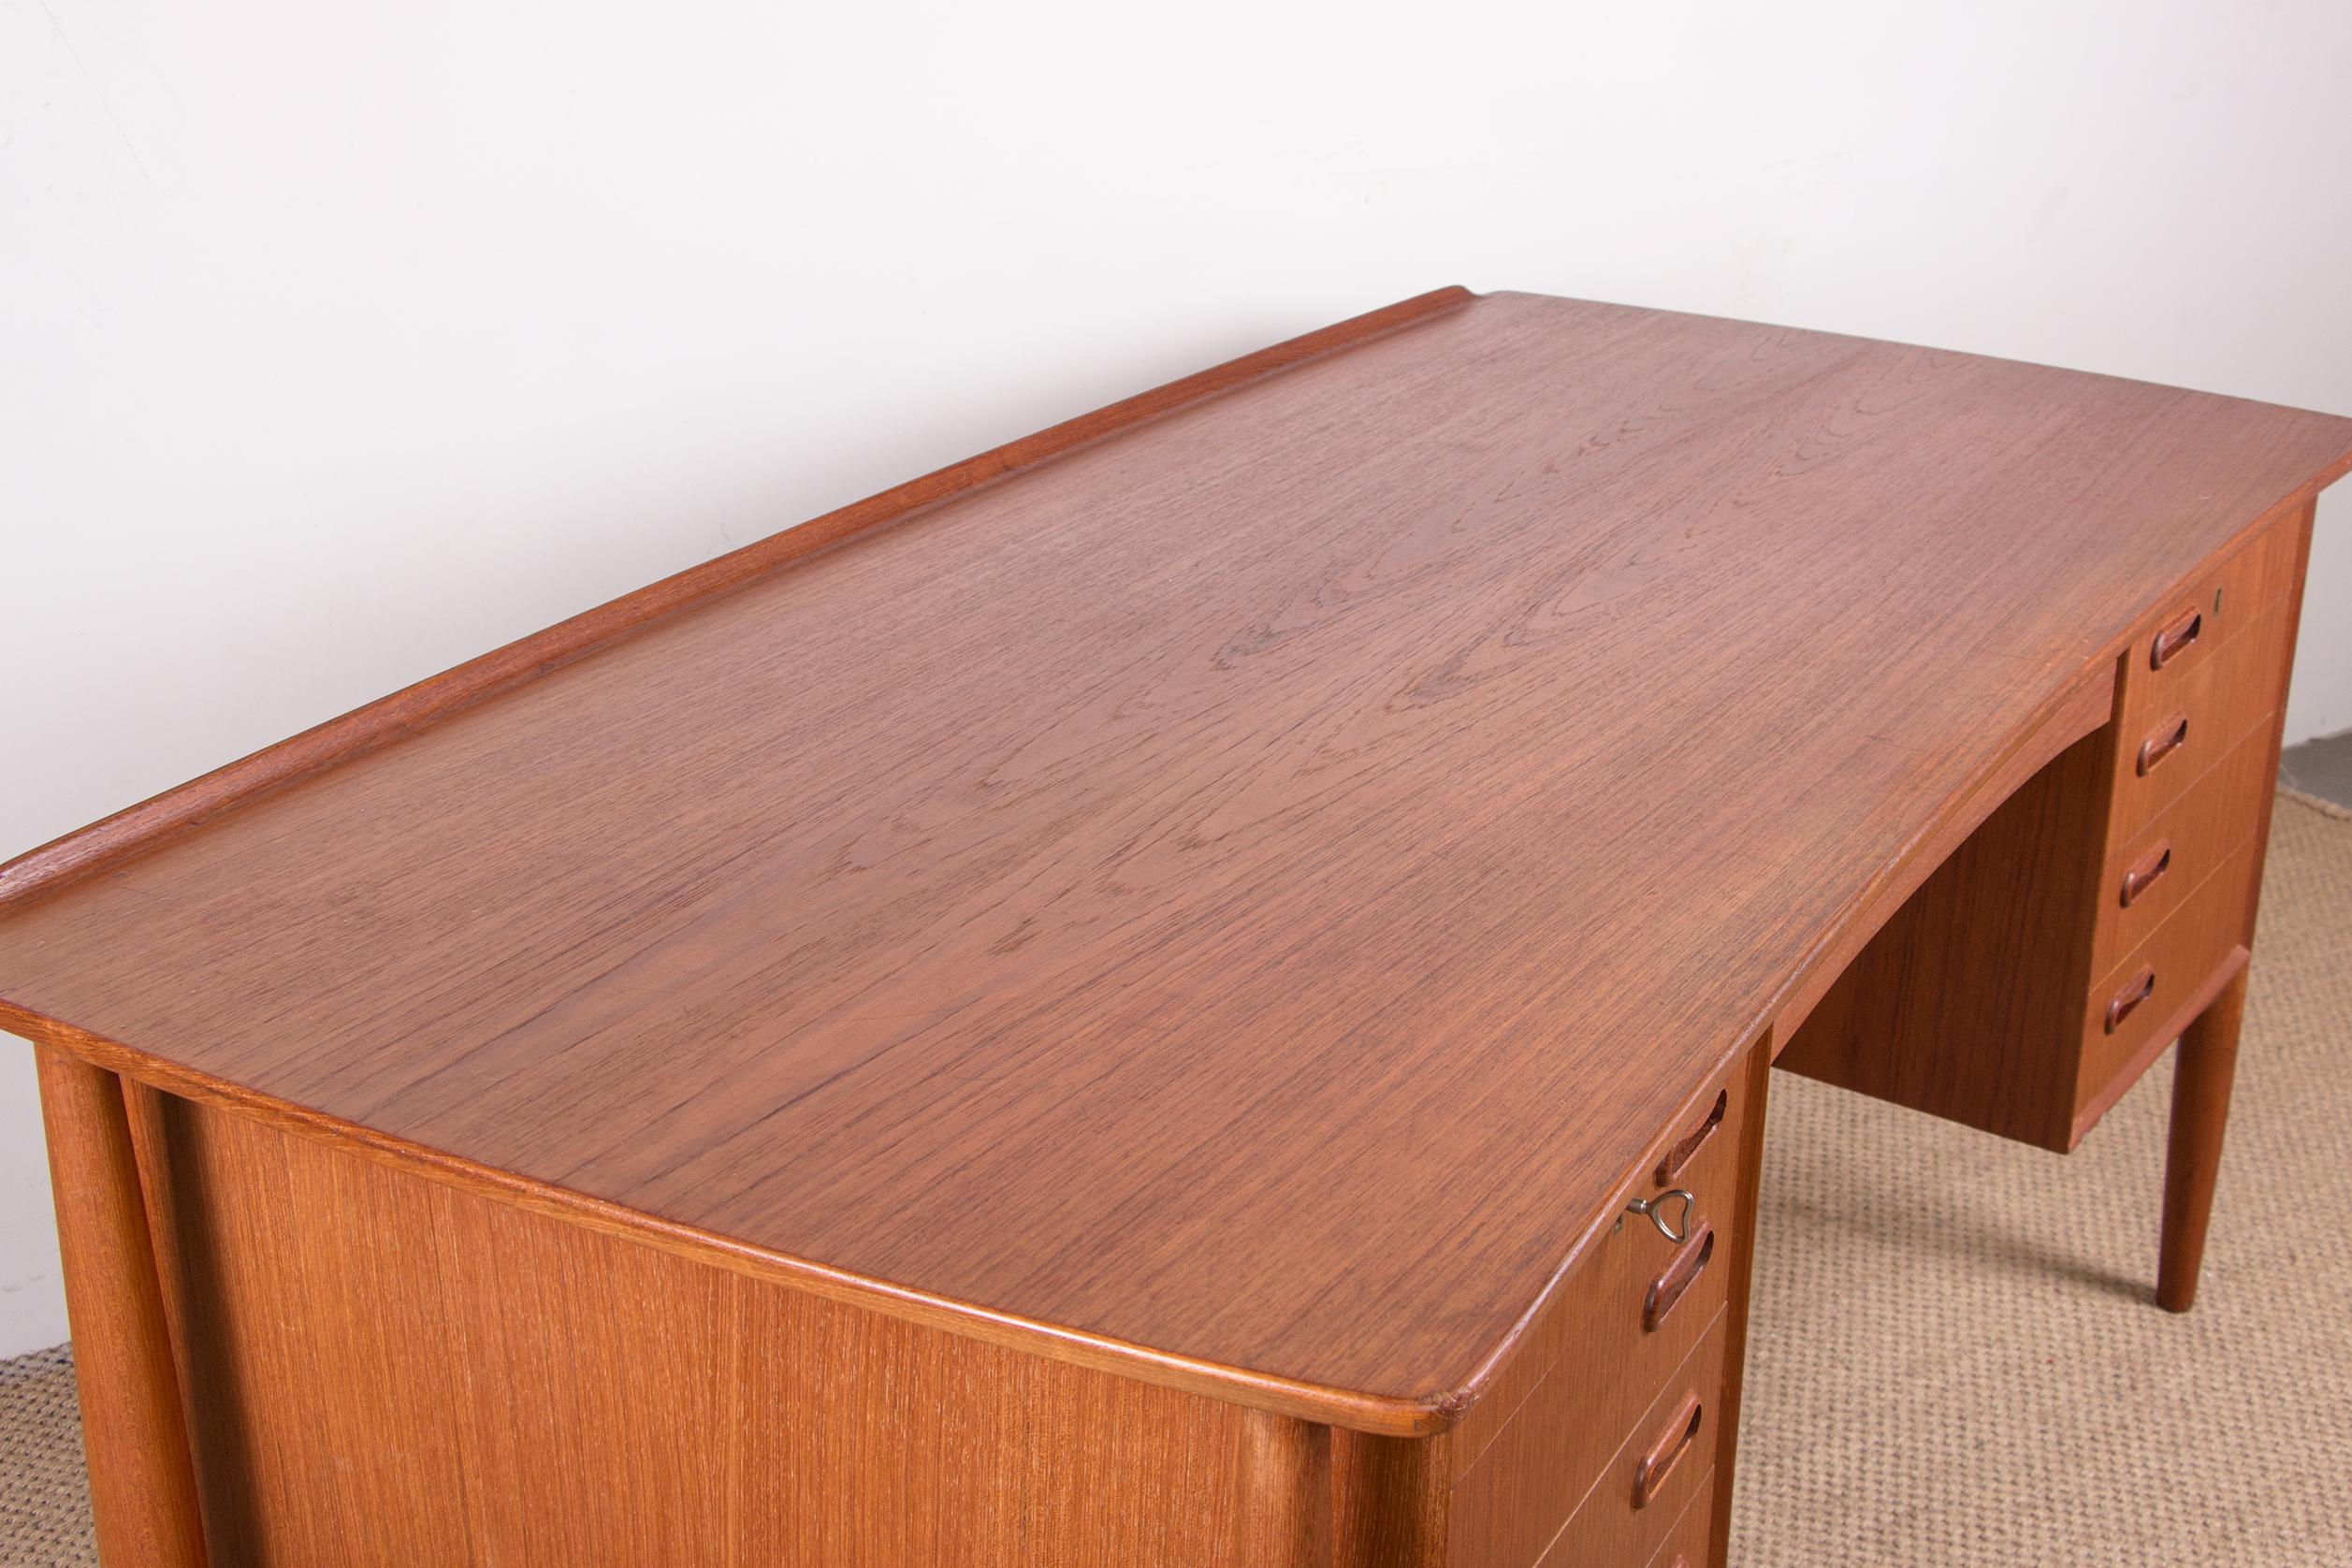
[4,0,2347,1357]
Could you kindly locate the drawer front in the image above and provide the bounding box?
[2117,518,2299,725]
[2090,721,2275,979]
[1531,1314,1727,1568]
[1638,1467,1717,1568]
[2077,836,2258,1126]
[2106,612,2287,846]
[1448,1067,1748,1568]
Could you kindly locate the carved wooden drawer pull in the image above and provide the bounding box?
[1654,1090,1727,1185]
[1633,1391,1705,1510]
[2150,607,2202,670]
[2137,713,2189,777]
[2105,965,2156,1035]
[2120,841,2172,907]
[1643,1221,1715,1332]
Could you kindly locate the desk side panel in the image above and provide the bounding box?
[120,1088,1329,1568]
[1776,718,2116,1152]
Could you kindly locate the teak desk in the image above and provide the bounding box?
[6,290,2349,1567]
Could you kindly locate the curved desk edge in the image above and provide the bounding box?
[4,1003,1460,1437]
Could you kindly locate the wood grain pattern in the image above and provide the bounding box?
[1523,1316,1727,1568]
[1447,1058,1751,1486]
[2116,506,2301,725]
[1773,665,2114,1038]
[125,1086,1327,1566]
[1647,1469,1719,1568]
[2232,504,2318,956]
[2105,591,2295,845]
[2075,842,2260,1125]
[1332,1430,1450,1568]
[1779,495,2311,1162]
[2091,722,2275,976]
[2068,946,2248,1146]
[34,1050,208,1568]
[1776,716,2117,1150]
[0,288,1475,918]
[1447,1064,1749,1568]
[6,293,2351,1430]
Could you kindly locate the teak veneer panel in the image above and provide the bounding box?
[1777,718,2118,1151]
[5,292,2351,1430]
[2104,600,2295,845]
[2114,507,2301,727]
[125,1088,1327,1567]
[1511,1315,1728,1568]
[1448,1056,1750,1486]
[1644,1471,1718,1568]
[2077,839,2262,1128]
[2090,720,2275,977]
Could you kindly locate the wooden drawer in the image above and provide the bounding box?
[2076,836,2258,1135]
[1638,1466,1716,1568]
[2117,517,2299,725]
[2090,721,2275,979]
[1448,1065,1748,1568]
[1530,1314,1727,1568]
[2106,611,2287,845]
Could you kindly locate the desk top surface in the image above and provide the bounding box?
[5,290,2348,1431]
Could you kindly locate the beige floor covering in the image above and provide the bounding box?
[2,794,2346,1566]
[0,1347,91,1566]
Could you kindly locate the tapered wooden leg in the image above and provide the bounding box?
[2157,970,2246,1313]
[35,1046,210,1567]
[1708,1038,1772,1568]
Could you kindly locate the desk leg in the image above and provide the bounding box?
[2157,969,2246,1313]
[1708,1038,1772,1568]
[35,1046,210,1568]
